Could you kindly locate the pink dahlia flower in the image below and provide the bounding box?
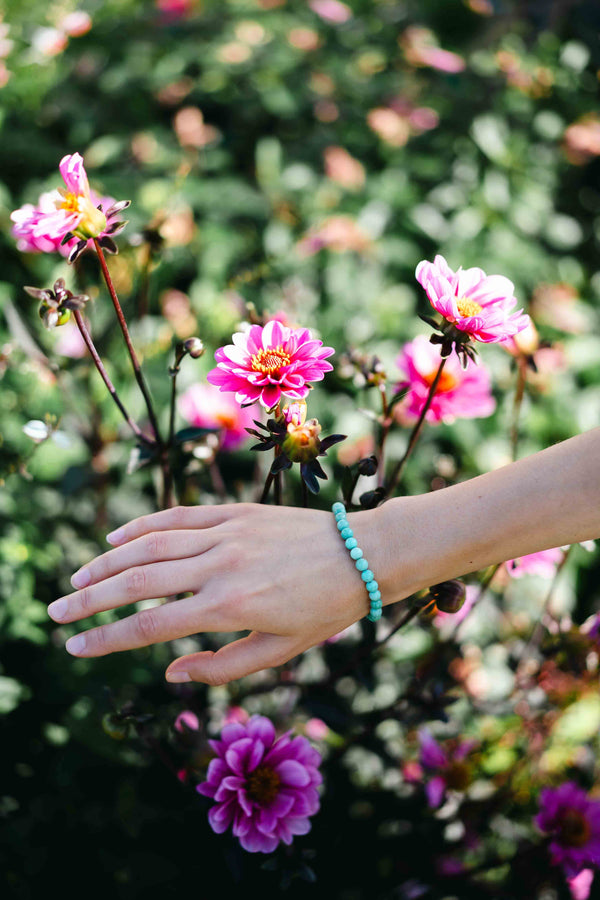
[394,335,496,424]
[206,319,335,410]
[536,783,600,877]
[197,715,322,853]
[506,547,564,579]
[568,869,595,900]
[416,254,530,344]
[178,382,256,450]
[10,152,128,261]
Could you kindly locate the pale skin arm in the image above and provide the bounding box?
[47,427,600,685]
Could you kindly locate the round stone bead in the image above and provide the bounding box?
[334,511,346,522]
[355,558,369,572]
[332,502,345,515]
[349,547,363,560]
[336,518,348,531]
[340,527,353,540]
[367,589,381,603]
[365,580,378,593]
[367,608,382,622]
[369,598,382,609]
[345,537,358,550]
[361,569,374,582]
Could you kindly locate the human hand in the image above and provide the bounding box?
[47,503,387,685]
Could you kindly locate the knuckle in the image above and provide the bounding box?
[144,531,166,558]
[77,587,93,614]
[133,608,160,644]
[204,662,229,687]
[124,567,147,597]
[169,505,188,528]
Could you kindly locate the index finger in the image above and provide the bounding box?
[105,503,242,546]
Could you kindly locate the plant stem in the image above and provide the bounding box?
[510,355,528,461]
[93,239,162,444]
[260,469,275,504]
[382,357,447,500]
[376,384,391,489]
[73,310,154,446]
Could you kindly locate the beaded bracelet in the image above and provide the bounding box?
[331,501,382,622]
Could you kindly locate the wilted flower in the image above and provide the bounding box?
[207,319,335,410]
[506,547,564,579]
[178,382,256,451]
[416,254,530,364]
[197,715,322,853]
[536,783,600,878]
[418,729,476,808]
[11,153,129,263]
[24,278,89,329]
[394,335,496,424]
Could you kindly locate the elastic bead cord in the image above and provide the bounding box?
[331,501,382,623]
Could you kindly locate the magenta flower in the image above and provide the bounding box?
[178,382,256,450]
[206,319,335,410]
[506,547,564,579]
[10,152,128,262]
[536,783,600,878]
[197,715,322,853]
[416,254,530,353]
[568,869,595,900]
[419,729,475,807]
[394,335,496,424]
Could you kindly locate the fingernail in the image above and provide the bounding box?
[106,527,125,545]
[166,671,192,683]
[48,599,68,621]
[71,568,91,589]
[66,634,86,655]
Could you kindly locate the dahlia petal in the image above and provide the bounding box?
[247,716,276,747]
[233,811,252,837]
[260,384,283,409]
[220,344,249,366]
[237,789,254,817]
[196,781,217,799]
[247,739,266,772]
[257,808,278,834]
[205,758,229,783]
[268,791,296,818]
[240,827,279,854]
[426,775,447,808]
[468,274,515,306]
[59,152,90,196]
[221,723,249,745]
[275,759,311,788]
[454,266,486,297]
[286,816,312,836]
[208,799,236,834]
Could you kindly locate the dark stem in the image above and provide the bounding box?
[73,310,155,447]
[274,470,282,505]
[376,384,391,489]
[382,357,447,501]
[260,469,275,504]
[510,355,528,461]
[93,239,162,445]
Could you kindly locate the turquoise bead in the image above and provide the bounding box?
[369,599,382,609]
[336,518,348,531]
[332,502,345,514]
[349,547,363,560]
[361,569,374,582]
[345,537,358,550]
[340,527,353,540]
[366,580,378,592]
[334,511,346,521]
[367,609,382,622]
[368,589,381,602]
[355,558,368,572]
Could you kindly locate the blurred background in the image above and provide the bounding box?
[1,1,600,897]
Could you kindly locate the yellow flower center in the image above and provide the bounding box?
[559,810,592,848]
[57,190,82,215]
[456,297,483,318]
[251,345,291,375]
[423,368,458,392]
[245,765,281,805]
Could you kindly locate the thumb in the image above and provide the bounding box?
[165,631,298,686]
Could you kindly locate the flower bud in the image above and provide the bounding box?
[428,579,466,614]
[281,417,322,463]
[281,400,307,428]
[357,454,378,476]
[184,337,205,359]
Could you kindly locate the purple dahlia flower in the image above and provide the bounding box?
[536,782,600,878]
[197,715,322,853]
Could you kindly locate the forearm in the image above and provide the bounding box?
[376,428,600,604]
